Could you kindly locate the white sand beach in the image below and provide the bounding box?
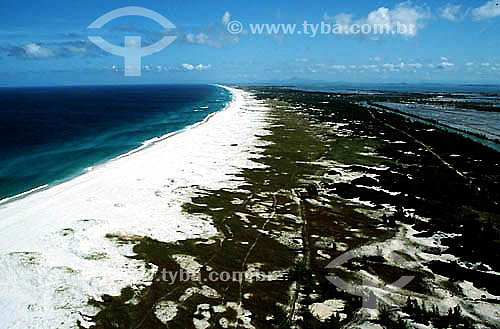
[0,86,269,328]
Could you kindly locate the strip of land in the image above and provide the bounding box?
[0,86,269,328]
[85,87,499,329]
[1,86,499,329]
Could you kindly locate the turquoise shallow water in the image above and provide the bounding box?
[0,84,231,200]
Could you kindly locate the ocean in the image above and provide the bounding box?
[0,84,231,201]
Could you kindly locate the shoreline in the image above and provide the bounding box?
[1,86,498,328]
[119,86,496,329]
[0,84,232,206]
[0,86,270,328]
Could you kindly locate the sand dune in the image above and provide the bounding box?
[0,86,269,328]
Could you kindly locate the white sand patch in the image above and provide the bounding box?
[351,323,384,329]
[179,285,220,303]
[309,299,346,321]
[355,185,401,196]
[273,229,303,249]
[212,305,227,313]
[193,304,211,329]
[172,254,212,277]
[317,250,332,259]
[154,300,178,324]
[219,317,230,328]
[225,302,255,329]
[245,263,288,282]
[313,236,336,250]
[336,223,500,327]
[0,86,269,328]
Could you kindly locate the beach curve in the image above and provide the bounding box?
[0,85,269,328]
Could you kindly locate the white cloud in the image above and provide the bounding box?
[439,4,463,21]
[331,65,347,70]
[176,11,240,48]
[66,46,87,54]
[183,27,240,48]
[295,58,310,62]
[381,62,422,71]
[370,56,384,62]
[323,2,429,38]
[465,62,474,66]
[323,12,353,27]
[383,63,397,71]
[182,64,195,70]
[181,63,212,71]
[408,63,423,69]
[24,43,52,57]
[222,11,231,25]
[364,2,428,37]
[472,1,500,20]
[17,43,53,59]
[438,61,455,70]
[196,64,211,71]
[481,63,491,67]
[186,33,218,47]
[441,56,449,61]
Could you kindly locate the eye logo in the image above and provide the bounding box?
[88,6,177,76]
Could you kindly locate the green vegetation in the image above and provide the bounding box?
[85,87,500,328]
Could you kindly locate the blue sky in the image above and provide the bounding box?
[0,0,499,86]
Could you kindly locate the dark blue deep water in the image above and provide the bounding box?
[0,84,231,200]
